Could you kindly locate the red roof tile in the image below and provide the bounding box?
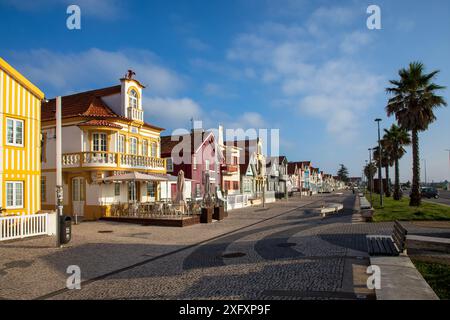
[78,119,123,129]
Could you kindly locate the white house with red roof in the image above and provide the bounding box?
[40,71,166,221]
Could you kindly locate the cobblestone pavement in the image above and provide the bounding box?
[1,192,449,300]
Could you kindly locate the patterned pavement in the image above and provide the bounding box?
[1,192,449,300]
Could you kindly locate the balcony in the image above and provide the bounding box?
[62,152,166,171]
[127,107,144,122]
[221,164,239,175]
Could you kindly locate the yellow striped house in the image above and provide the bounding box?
[0,57,45,216]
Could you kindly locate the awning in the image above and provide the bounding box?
[103,171,168,182]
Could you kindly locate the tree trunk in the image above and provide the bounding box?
[393,156,401,200]
[410,129,421,206]
[385,165,391,197]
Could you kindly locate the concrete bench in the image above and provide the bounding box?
[369,256,439,300]
[319,203,343,217]
[406,235,450,254]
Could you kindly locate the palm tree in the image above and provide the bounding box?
[386,62,447,206]
[383,124,411,200]
[364,162,377,192]
[373,143,393,197]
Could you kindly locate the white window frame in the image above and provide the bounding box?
[151,142,157,157]
[166,157,174,172]
[129,89,138,109]
[92,132,107,152]
[129,137,138,155]
[6,118,24,147]
[142,139,148,156]
[6,181,24,209]
[118,134,125,153]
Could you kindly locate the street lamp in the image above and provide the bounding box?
[368,148,373,207]
[375,118,384,207]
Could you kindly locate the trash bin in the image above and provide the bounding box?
[60,216,72,244]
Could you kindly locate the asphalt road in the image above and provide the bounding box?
[424,189,450,206]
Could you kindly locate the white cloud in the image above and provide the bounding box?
[223,5,383,143]
[340,31,372,54]
[186,37,210,51]
[2,0,124,19]
[144,97,203,129]
[9,48,184,96]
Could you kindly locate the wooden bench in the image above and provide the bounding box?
[366,221,408,256]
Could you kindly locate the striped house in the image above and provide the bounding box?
[0,57,45,216]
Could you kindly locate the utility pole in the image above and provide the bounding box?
[423,159,427,186]
[375,118,384,207]
[55,96,63,248]
[368,148,373,207]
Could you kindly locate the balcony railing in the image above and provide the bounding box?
[221,164,239,174]
[62,152,165,171]
[127,107,144,122]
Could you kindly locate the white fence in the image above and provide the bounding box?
[0,213,50,241]
[226,194,250,211]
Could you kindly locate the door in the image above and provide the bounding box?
[72,177,85,217]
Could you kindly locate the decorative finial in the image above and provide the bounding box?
[125,69,136,79]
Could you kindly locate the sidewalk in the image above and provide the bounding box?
[0,197,313,300]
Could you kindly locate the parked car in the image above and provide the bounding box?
[420,187,439,199]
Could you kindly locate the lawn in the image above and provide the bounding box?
[365,193,450,222]
[412,260,450,300]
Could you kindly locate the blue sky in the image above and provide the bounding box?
[1,0,449,181]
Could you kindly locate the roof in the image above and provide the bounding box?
[0,57,45,99]
[42,85,121,120]
[41,84,165,131]
[287,162,298,175]
[160,131,215,157]
[78,119,123,129]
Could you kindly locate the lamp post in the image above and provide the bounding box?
[446,149,450,180]
[423,158,427,186]
[375,118,384,207]
[368,148,373,207]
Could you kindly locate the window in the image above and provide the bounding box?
[130,137,138,155]
[118,134,125,153]
[224,181,230,191]
[147,182,155,197]
[129,89,138,109]
[142,140,148,156]
[41,177,46,203]
[41,132,47,162]
[193,156,197,169]
[114,183,121,196]
[128,181,137,201]
[166,158,174,172]
[151,142,157,157]
[195,184,201,198]
[6,118,24,147]
[233,181,239,190]
[6,181,24,209]
[205,159,210,171]
[92,133,107,152]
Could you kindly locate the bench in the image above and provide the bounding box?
[366,221,408,256]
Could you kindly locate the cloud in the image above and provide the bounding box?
[8,48,184,96]
[340,31,372,54]
[186,37,210,52]
[144,97,203,130]
[223,5,383,143]
[1,0,125,19]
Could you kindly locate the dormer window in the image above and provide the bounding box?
[129,89,138,109]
